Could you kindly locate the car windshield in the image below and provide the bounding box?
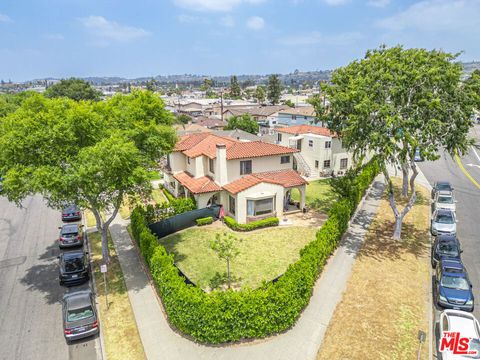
[441,275,470,290]
[438,196,454,204]
[437,183,452,191]
[436,213,454,224]
[67,306,94,322]
[64,257,84,272]
[438,243,459,257]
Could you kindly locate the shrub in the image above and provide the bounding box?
[130,157,379,344]
[161,186,176,202]
[224,216,279,231]
[196,217,213,226]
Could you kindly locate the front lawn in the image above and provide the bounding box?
[162,225,318,290]
[291,179,337,214]
[317,179,430,360]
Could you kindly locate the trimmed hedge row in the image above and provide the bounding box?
[161,186,176,202]
[130,158,379,344]
[224,216,279,231]
[196,216,213,226]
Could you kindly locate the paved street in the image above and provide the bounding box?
[0,195,99,360]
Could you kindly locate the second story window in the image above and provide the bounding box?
[340,158,348,169]
[187,157,191,165]
[315,160,319,169]
[281,155,290,164]
[240,160,252,175]
[277,133,282,142]
[325,141,331,149]
[209,158,215,173]
[308,140,313,147]
[324,160,331,168]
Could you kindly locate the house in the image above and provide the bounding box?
[274,124,354,177]
[223,105,290,127]
[275,107,318,127]
[192,116,227,130]
[163,133,307,224]
[212,129,261,142]
[174,123,212,136]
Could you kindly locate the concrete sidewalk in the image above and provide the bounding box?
[109,176,385,360]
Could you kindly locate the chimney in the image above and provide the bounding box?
[215,144,228,186]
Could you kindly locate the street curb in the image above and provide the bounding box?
[83,213,107,360]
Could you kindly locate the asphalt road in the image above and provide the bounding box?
[0,195,99,360]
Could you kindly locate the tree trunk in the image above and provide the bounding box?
[101,226,109,263]
[91,198,122,264]
[227,259,230,289]
[392,214,404,240]
[401,163,409,198]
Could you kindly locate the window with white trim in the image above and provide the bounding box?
[323,160,331,168]
[325,141,331,149]
[209,158,215,173]
[281,155,290,164]
[340,158,348,169]
[229,196,236,215]
[240,160,252,175]
[308,140,313,147]
[247,197,274,216]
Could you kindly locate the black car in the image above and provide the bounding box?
[431,181,454,199]
[58,250,90,286]
[58,224,84,249]
[62,290,99,343]
[431,234,462,268]
[62,204,82,222]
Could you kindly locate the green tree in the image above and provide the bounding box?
[200,78,213,92]
[45,78,102,101]
[176,113,192,124]
[230,75,242,99]
[145,79,157,92]
[225,114,259,134]
[323,45,475,239]
[306,94,327,125]
[209,232,241,289]
[0,90,176,262]
[0,91,36,117]
[464,69,480,110]
[282,99,295,108]
[254,86,266,104]
[267,74,282,105]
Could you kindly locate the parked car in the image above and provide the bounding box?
[435,259,474,312]
[432,191,457,213]
[439,309,480,359]
[431,209,457,236]
[58,249,90,286]
[414,147,423,162]
[62,204,82,222]
[62,290,99,343]
[58,224,84,249]
[432,234,462,268]
[432,181,454,199]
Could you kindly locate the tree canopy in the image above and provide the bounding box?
[254,86,266,104]
[0,90,176,261]
[267,74,282,105]
[230,75,242,99]
[224,114,259,134]
[323,45,476,239]
[45,78,102,101]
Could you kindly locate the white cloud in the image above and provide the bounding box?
[367,0,390,7]
[173,0,266,12]
[44,33,65,41]
[246,16,265,30]
[80,16,149,44]
[323,0,349,5]
[220,15,235,27]
[377,0,480,32]
[279,31,363,46]
[0,13,12,23]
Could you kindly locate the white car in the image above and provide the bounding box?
[433,191,457,213]
[439,310,480,359]
[431,209,457,236]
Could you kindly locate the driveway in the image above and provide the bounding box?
[0,195,100,360]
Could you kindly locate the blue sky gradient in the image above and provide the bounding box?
[1,0,479,81]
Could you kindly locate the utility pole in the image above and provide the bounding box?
[220,88,224,122]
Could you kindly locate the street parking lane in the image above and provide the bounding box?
[0,195,98,360]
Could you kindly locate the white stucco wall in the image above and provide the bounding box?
[235,182,284,224]
[226,155,293,183]
[194,156,205,178]
[169,152,186,173]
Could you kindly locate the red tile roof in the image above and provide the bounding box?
[223,169,308,194]
[174,133,298,160]
[277,125,335,137]
[173,171,222,194]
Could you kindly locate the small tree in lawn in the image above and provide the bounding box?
[324,45,476,240]
[210,232,240,289]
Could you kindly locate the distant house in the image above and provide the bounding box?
[174,123,212,136]
[192,116,227,130]
[163,133,307,224]
[274,124,354,177]
[275,107,318,127]
[213,129,262,142]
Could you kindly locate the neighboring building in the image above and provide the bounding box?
[223,105,290,127]
[163,133,307,224]
[275,106,317,127]
[174,123,212,136]
[192,116,227,130]
[274,124,354,177]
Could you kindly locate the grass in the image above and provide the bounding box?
[317,178,430,360]
[162,225,318,290]
[89,231,146,360]
[291,179,337,214]
[84,210,97,228]
[151,188,168,204]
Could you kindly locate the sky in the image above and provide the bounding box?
[0,0,479,81]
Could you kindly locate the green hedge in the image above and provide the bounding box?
[224,216,279,231]
[196,216,213,226]
[130,157,379,344]
[161,186,176,202]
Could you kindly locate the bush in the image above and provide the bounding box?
[130,157,379,344]
[161,187,176,202]
[224,216,279,231]
[196,217,213,226]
